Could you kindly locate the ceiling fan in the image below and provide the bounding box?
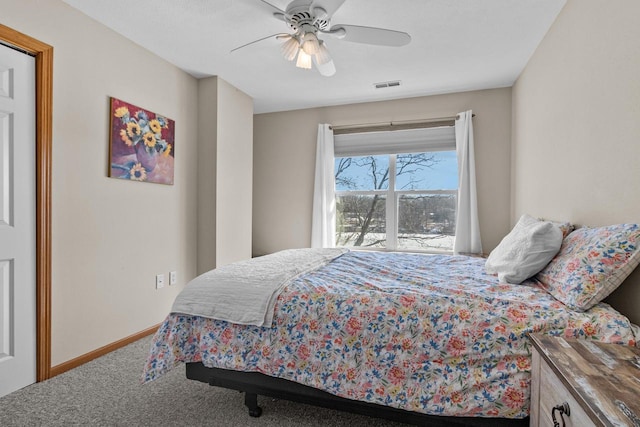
[232,0,411,76]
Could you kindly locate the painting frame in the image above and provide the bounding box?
[108,97,175,185]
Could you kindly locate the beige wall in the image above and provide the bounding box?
[215,79,253,267]
[254,88,512,257]
[197,77,218,274]
[1,0,199,366]
[198,77,253,273]
[512,0,640,324]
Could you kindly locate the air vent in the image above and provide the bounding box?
[374,80,401,89]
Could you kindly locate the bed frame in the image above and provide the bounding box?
[186,362,529,426]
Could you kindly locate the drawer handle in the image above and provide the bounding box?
[552,402,571,427]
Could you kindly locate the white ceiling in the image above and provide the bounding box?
[62,0,566,114]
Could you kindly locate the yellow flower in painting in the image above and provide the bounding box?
[114,106,129,118]
[163,144,172,157]
[149,119,162,134]
[126,122,141,137]
[119,129,133,147]
[143,132,156,148]
[130,163,147,181]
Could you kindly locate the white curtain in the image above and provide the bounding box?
[311,124,336,248]
[454,110,483,255]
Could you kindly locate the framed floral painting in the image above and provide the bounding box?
[109,97,175,185]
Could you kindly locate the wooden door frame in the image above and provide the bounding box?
[0,24,53,381]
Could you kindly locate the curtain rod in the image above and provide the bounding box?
[330,114,475,135]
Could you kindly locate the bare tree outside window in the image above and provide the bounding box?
[335,152,457,251]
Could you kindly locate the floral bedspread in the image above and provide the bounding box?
[142,251,637,419]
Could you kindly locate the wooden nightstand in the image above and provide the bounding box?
[529,333,640,427]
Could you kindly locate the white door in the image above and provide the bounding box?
[0,43,37,397]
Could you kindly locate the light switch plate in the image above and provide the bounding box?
[156,274,165,289]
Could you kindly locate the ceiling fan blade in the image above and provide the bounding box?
[325,24,411,47]
[258,0,287,21]
[311,0,346,19]
[230,33,290,53]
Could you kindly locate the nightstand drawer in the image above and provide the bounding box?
[536,352,595,427]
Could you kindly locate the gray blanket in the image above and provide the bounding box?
[171,248,348,327]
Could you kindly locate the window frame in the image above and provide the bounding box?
[333,126,458,253]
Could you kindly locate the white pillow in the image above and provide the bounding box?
[485,214,562,284]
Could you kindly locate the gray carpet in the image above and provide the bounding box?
[0,336,407,426]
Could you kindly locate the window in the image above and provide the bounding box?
[333,127,458,252]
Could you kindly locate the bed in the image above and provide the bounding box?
[142,220,640,426]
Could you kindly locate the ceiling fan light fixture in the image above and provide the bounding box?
[315,40,331,65]
[295,49,312,69]
[301,32,320,55]
[281,36,300,61]
[315,58,336,77]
